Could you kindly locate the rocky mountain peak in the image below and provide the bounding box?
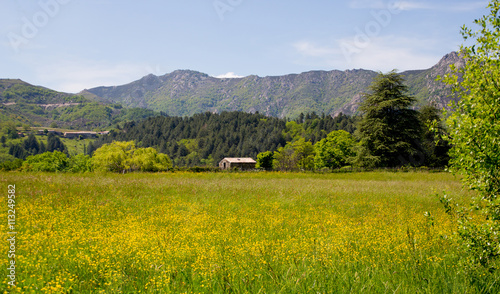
[84,52,461,118]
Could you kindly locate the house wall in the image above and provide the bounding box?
[219,161,255,170]
[219,161,229,169]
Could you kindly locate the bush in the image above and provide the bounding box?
[68,154,93,173]
[91,141,172,173]
[22,151,69,172]
[0,159,23,171]
[91,141,134,172]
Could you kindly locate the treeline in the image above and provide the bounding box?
[6,133,67,160]
[2,72,451,172]
[1,141,172,173]
[87,71,450,171]
[0,130,69,171]
[87,111,357,167]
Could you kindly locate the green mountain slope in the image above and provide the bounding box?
[85,52,463,118]
[0,79,158,130]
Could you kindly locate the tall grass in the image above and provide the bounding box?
[0,171,488,293]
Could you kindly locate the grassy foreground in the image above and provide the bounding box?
[0,171,485,293]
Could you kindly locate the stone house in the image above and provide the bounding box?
[219,158,256,170]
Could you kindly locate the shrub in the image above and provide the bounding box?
[22,151,69,172]
[92,141,172,173]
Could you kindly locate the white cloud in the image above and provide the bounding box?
[293,41,340,57]
[214,72,244,79]
[393,1,488,12]
[391,1,434,11]
[293,36,445,72]
[342,37,440,71]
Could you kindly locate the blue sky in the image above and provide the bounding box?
[0,0,489,93]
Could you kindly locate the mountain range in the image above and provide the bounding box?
[82,52,463,118]
[1,52,463,130]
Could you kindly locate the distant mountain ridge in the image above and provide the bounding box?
[0,79,158,130]
[83,52,463,118]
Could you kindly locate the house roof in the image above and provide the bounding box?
[220,158,256,164]
[64,131,97,135]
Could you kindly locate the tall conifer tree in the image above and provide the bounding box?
[355,71,423,167]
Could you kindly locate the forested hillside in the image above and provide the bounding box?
[0,79,159,130]
[88,111,357,166]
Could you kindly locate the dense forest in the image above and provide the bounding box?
[87,111,358,167]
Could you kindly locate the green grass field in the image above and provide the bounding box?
[0,171,494,293]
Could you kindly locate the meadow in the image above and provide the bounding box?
[0,171,489,293]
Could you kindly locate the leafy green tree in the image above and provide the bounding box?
[273,139,314,171]
[441,0,500,275]
[273,144,296,171]
[418,105,450,167]
[200,155,214,167]
[3,122,19,139]
[68,154,93,173]
[128,147,172,172]
[21,151,69,172]
[0,153,16,164]
[0,158,23,171]
[91,141,135,173]
[282,121,305,142]
[256,151,274,170]
[314,130,356,169]
[355,71,423,167]
[293,138,315,170]
[92,141,172,173]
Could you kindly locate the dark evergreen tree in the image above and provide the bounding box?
[86,141,96,156]
[47,133,67,153]
[418,104,451,167]
[355,71,423,167]
[40,141,46,153]
[23,134,41,155]
[9,144,26,159]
